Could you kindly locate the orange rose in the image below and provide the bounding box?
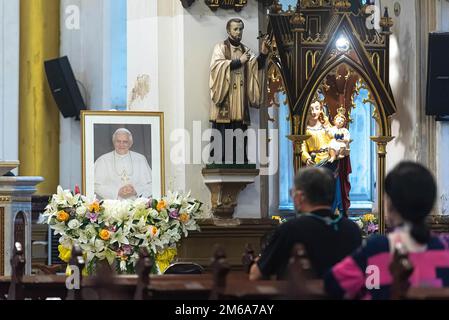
[156,200,167,212]
[56,210,70,222]
[99,229,111,241]
[179,213,190,223]
[88,201,101,213]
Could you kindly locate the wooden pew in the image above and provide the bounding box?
[286,243,326,300]
[0,243,315,300]
[0,271,302,300]
[241,244,256,274]
[209,245,230,300]
[134,247,153,300]
[7,242,26,300]
[406,287,449,300]
[389,242,414,300]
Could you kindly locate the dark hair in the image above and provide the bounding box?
[226,18,244,32]
[294,167,336,207]
[385,161,436,244]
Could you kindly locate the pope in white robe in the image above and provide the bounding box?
[94,128,152,200]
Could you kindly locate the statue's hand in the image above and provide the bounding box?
[306,159,315,167]
[240,50,251,64]
[261,37,272,55]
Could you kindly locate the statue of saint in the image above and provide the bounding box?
[209,18,271,164]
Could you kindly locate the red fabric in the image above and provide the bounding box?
[338,156,352,213]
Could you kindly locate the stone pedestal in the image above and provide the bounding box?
[202,168,260,219]
[0,176,44,276]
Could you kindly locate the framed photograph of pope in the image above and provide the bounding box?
[82,111,165,200]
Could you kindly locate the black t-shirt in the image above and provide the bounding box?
[258,209,362,279]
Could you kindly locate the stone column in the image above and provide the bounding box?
[371,136,394,234]
[19,0,60,195]
[0,175,43,276]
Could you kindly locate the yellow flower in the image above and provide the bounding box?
[156,248,177,274]
[179,213,190,223]
[272,216,282,223]
[88,201,101,213]
[61,246,89,276]
[156,200,167,212]
[58,245,72,263]
[65,265,89,277]
[56,210,70,222]
[99,229,111,241]
[362,214,376,223]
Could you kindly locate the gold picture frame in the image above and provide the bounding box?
[81,111,165,200]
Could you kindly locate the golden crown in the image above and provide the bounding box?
[337,106,346,116]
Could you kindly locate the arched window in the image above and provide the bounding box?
[278,93,295,211]
[110,0,127,109]
[348,83,377,213]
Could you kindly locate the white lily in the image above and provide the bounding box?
[111,228,130,245]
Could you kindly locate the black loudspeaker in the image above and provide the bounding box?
[426,33,449,117]
[44,56,86,119]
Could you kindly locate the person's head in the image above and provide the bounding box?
[112,128,134,155]
[385,161,436,244]
[333,114,346,128]
[292,167,336,213]
[226,18,244,43]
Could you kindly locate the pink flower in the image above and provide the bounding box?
[367,222,378,234]
[87,212,98,223]
[169,209,180,220]
[122,245,132,255]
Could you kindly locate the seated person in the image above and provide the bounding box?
[328,111,350,163]
[249,167,362,280]
[325,162,449,300]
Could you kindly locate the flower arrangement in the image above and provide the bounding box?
[354,213,379,237]
[41,186,203,274]
[272,216,287,224]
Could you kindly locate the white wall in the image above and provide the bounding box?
[60,0,114,190]
[127,0,159,110]
[156,0,187,193]
[0,0,20,170]
[436,0,449,215]
[385,0,419,170]
[385,0,449,215]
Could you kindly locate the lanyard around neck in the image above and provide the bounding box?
[303,213,343,231]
